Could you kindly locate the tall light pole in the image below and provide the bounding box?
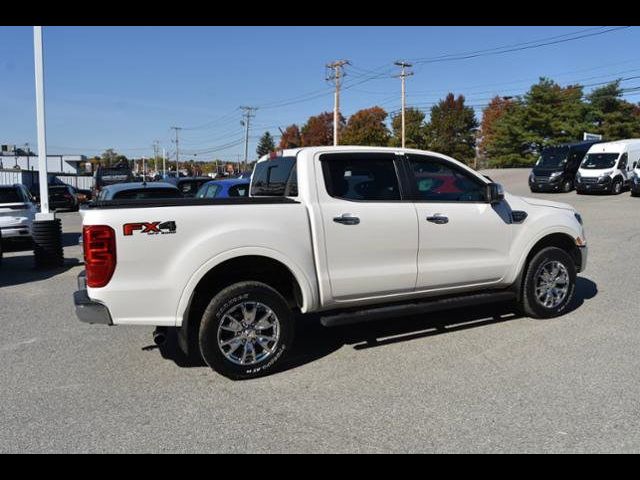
[162,147,166,177]
[34,27,51,218]
[326,60,349,146]
[394,61,413,149]
[32,26,63,267]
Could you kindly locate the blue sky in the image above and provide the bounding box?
[1,26,638,161]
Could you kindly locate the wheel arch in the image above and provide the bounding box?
[513,231,582,301]
[175,250,314,358]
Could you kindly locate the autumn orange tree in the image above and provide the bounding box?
[278,124,302,149]
[341,106,390,146]
[479,96,513,158]
[301,112,344,146]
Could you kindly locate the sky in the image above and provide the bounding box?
[1,25,639,162]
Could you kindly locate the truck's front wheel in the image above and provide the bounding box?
[520,247,576,319]
[199,281,294,380]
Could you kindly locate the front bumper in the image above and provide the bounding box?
[578,245,588,273]
[529,181,564,192]
[631,181,640,194]
[576,177,611,192]
[74,271,113,325]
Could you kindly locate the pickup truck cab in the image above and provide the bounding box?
[576,139,640,195]
[74,146,588,379]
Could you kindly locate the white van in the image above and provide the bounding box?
[631,161,640,197]
[576,139,640,195]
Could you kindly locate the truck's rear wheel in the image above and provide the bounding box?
[199,281,294,380]
[520,247,576,319]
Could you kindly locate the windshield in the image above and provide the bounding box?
[581,153,619,169]
[537,147,569,167]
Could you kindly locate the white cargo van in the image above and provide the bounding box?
[576,139,640,195]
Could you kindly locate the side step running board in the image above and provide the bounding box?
[320,290,516,328]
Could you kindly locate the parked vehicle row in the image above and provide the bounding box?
[530,139,640,196]
[74,146,588,380]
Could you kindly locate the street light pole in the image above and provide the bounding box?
[32,26,63,268]
[34,26,51,219]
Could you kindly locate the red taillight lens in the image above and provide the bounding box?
[83,225,116,288]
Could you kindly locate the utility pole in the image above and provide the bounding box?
[162,147,166,177]
[171,126,182,175]
[240,106,257,170]
[326,60,349,146]
[152,140,160,174]
[394,61,414,149]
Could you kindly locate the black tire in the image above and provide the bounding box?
[611,178,623,195]
[561,179,573,193]
[520,247,576,319]
[198,281,294,380]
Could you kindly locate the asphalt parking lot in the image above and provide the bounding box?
[1,168,639,453]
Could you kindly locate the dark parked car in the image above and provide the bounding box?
[529,140,604,193]
[93,162,135,197]
[96,182,183,201]
[173,177,211,198]
[48,185,80,211]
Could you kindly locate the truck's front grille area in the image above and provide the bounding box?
[580,177,599,184]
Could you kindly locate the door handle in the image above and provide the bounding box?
[426,214,449,224]
[333,213,360,225]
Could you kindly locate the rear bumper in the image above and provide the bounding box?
[74,271,113,325]
[0,225,31,238]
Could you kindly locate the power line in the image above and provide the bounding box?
[410,26,630,65]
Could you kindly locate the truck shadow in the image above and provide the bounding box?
[157,277,598,375]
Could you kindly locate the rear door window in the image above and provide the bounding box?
[251,157,297,196]
[320,153,401,201]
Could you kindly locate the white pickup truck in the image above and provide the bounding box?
[74,146,588,379]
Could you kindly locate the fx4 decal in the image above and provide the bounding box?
[123,221,177,236]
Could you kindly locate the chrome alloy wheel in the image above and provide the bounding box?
[217,301,281,366]
[534,260,570,309]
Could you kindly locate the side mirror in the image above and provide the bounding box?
[486,182,505,205]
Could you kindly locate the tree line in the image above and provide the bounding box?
[257,78,640,168]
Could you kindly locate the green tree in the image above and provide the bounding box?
[389,107,427,148]
[483,99,532,167]
[342,106,390,146]
[100,149,128,168]
[520,78,590,152]
[256,131,276,157]
[586,81,640,139]
[425,93,478,165]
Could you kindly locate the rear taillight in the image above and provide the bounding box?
[83,225,116,288]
